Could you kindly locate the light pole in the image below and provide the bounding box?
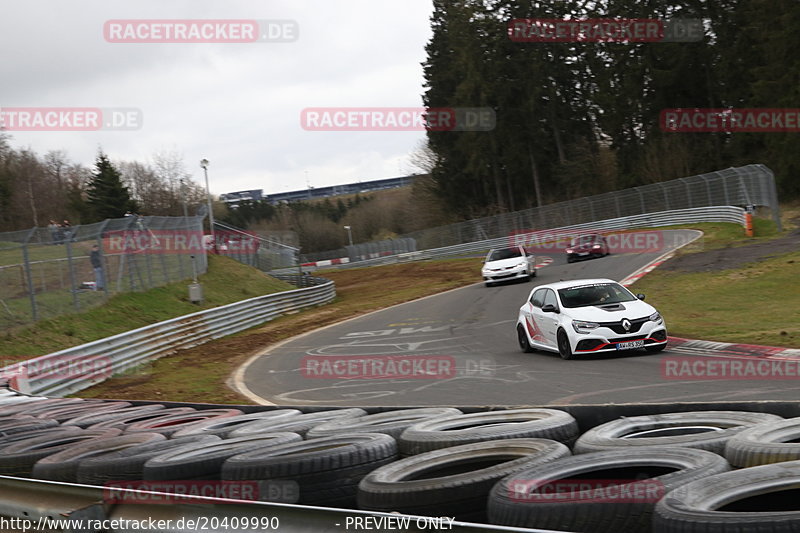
[343,225,353,247]
[179,178,189,219]
[200,159,216,252]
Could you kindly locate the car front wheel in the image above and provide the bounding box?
[517,325,534,353]
[557,329,574,360]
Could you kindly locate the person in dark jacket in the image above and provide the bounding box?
[90,245,104,291]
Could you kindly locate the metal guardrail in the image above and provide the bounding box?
[0,474,555,533]
[0,277,335,398]
[289,206,745,271]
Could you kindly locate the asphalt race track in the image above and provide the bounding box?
[238,230,797,406]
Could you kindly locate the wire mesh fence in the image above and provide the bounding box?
[401,164,780,250]
[0,216,208,330]
[212,221,299,272]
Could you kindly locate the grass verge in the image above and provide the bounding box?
[0,255,294,361]
[633,250,799,347]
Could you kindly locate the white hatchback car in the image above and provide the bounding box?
[516,278,668,359]
[482,245,536,287]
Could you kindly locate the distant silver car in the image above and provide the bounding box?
[481,245,536,287]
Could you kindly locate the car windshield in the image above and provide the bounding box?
[558,283,636,308]
[487,248,522,261]
[570,235,596,246]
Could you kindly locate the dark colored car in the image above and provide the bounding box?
[565,234,609,263]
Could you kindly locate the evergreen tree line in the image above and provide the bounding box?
[0,134,208,232]
[423,0,800,217]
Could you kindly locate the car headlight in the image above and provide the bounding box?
[565,248,573,254]
[650,312,663,324]
[572,320,600,334]
[516,261,527,268]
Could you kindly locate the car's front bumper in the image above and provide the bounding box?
[483,266,529,282]
[572,326,668,353]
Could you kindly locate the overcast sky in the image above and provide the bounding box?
[1,0,434,195]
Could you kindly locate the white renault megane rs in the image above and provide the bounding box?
[516,278,668,359]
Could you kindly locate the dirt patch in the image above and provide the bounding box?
[662,218,800,273]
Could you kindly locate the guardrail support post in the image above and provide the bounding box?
[21,237,38,322]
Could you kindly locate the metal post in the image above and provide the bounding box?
[200,159,216,252]
[96,220,109,298]
[635,188,646,214]
[21,236,38,322]
[721,172,730,205]
[765,166,782,232]
[679,178,692,208]
[180,178,189,218]
[65,238,79,311]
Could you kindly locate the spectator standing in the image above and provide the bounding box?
[90,244,104,291]
[62,220,73,242]
[47,220,59,244]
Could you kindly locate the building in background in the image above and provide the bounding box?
[219,189,264,209]
[221,175,418,209]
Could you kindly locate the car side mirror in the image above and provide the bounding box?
[637,294,646,300]
[541,304,559,313]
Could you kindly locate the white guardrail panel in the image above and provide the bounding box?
[296,206,746,271]
[0,275,335,397]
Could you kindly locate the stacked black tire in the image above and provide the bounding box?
[3,391,800,532]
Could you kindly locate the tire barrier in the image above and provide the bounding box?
[0,428,122,476]
[142,433,303,481]
[358,438,570,522]
[724,417,800,467]
[170,410,303,438]
[573,411,784,455]
[399,409,579,456]
[227,408,368,438]
[306,407,463,439]
[61,404,167,428]
[654,461,800,532]
[87,407,199,431]
[0,390,799,532]
[32,432,167,482]
[222,433,398,507]
[75,435,223,485]
[487,448,730,533]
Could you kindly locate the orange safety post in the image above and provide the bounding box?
[745,212,754,237]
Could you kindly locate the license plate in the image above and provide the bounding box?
[616,340,645,350]
[578,252,588,256]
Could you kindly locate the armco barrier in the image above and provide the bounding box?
[291,205,745,271]
[0,275,335,398]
